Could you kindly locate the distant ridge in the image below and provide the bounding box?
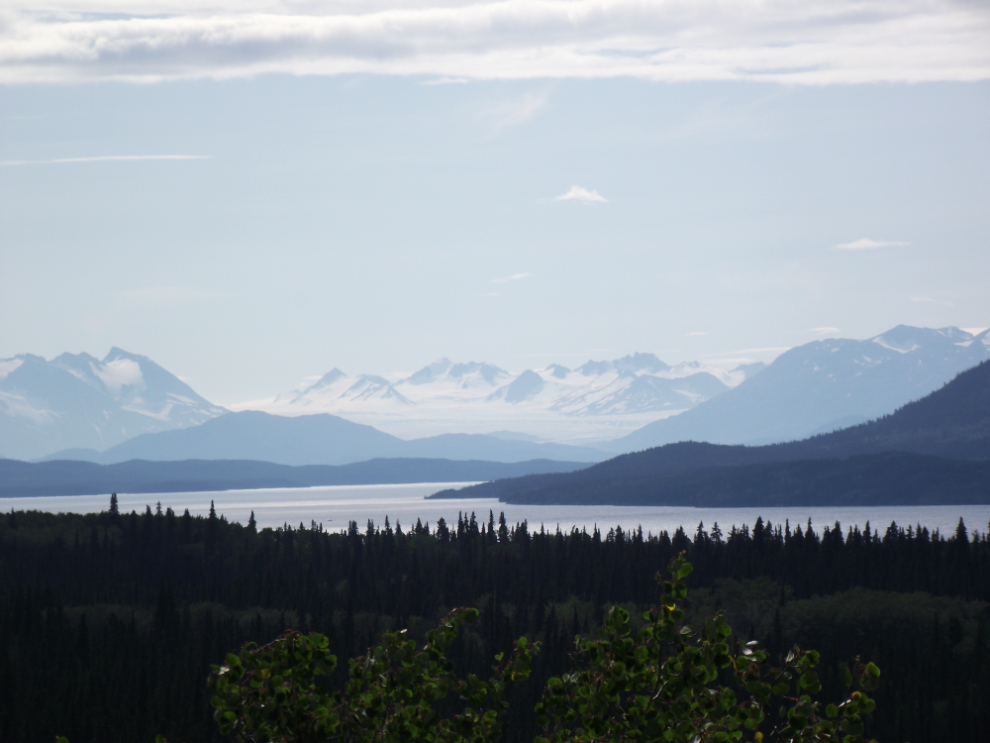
[44,410,607,466]
[0,457,590,498]
[431,359,990,506]
[610,325,990,451]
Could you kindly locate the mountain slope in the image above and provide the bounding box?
[0,348,226,460]
[51,410,607,466]
[432,453,990,507]
[87,411,399,466]
[432,358,990,506]
[612,326,990,452]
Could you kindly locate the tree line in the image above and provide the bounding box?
[0,498,988,741]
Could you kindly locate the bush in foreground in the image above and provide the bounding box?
[208,556,880,742]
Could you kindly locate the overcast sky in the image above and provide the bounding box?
[1,0,989,405]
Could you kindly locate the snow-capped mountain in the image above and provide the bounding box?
[613,325,990,452]
[249,353,750,444]
[0,348,226,460]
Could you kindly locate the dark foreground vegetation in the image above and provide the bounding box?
[1,502,988,742]
[208,556,881,743]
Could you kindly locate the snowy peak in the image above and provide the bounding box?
[257,352,738,443]
[346,375,412,405]
[578,352,670,376]
[0,356,25,381]
[613,352,671,374]
[404,358,454,385]
[49,348,223,424]
[447,362,507,387]
[616,324,990,452]
[870,325,974,355]
[0,348,226,460]
[489,370,544,403]
[577,359,611,376]
[303,368,348,393]
[281,369,410,409]
[402,359,509,390]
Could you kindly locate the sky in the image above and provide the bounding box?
[1,0,989,406]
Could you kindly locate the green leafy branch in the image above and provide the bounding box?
[534,554,880,743]
[208,606,537,743]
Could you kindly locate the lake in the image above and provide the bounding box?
[6,483,989,538]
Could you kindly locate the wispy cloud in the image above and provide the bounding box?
[491,273,531,284]
[483,93,547,129]
[0,155,213,166]
[910,295,954,307]
[422,77,470,86]
[832,237,909,251]
[811,327,840,335]
[5,1,987,85]
[553,186,608,204]
[685,331,708,337]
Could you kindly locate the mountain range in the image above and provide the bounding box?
[247,353,755,444]
[0,348,226,461]
[610,325,990,451]
[431,358,990,507]
[4,324,988,466]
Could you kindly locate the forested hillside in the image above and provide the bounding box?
[1,502,988,742]
[433,452,990,506]
[434,359,990,505]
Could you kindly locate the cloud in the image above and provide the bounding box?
[483,92,547,129]
[685,331,708,337]
[3,0,988,85]
[0,155,213,166]
[553,185,607,203]
[491,273,530,284]
[832,237,909,251]
[422,77,470,86]
[910,295,954,307]
[811,327,840,334]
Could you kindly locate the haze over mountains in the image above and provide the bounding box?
[432,357,990,507]
[611,325,990,452]
[48,411,606,467]
[245,353,753,444]
[0,348,226,461]
[2,325,988,468]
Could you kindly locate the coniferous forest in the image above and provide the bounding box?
[1,500,988,743]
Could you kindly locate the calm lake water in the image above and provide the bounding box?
[6,483,990,538]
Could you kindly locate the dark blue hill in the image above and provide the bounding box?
[0,457,589,498]
[432,360,990,506]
